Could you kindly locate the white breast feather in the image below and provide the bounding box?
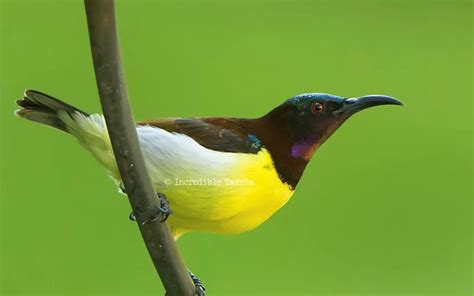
[66,112,241,190]
[137,125,240,187]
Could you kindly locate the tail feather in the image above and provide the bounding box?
[15,90,89,133]
[16,90,116,175]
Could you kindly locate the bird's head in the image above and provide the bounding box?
[264,93,403,161]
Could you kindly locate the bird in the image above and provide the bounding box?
[15,90,402,240]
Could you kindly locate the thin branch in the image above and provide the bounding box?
[83,1,195,295]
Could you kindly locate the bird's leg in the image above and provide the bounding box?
[163,272,205,296]
[129,192,172,224]
[189,271,206,296]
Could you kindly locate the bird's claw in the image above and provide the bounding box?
[129,192,172,224]
[189,271,206,296]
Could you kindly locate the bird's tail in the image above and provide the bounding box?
[16,90,116,174]
[15,90,89,133]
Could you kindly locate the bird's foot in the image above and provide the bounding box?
[190,271,206,296]
[129,192,172,224]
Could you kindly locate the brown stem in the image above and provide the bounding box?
[83,0,195,295]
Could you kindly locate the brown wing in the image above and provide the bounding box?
[138,117,263,154]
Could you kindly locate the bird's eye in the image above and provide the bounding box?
[311,102,324,113]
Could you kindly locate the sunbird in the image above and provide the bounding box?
[16,91,401,281]
[16,90,402,236]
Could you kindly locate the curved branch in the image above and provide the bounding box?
[83,1,195,295]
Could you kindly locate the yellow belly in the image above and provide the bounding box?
[160,149,294,239]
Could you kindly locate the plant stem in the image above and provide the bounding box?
[83,1,195,294]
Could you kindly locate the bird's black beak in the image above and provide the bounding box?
[334,95,403,115]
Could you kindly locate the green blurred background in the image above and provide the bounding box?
[0,0,471,295]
